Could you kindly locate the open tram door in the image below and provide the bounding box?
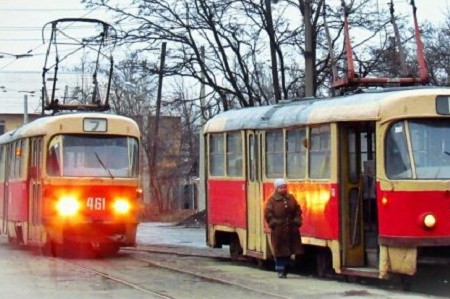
[245,131,265,257]
[339,122,378,272]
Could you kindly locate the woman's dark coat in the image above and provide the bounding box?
[264,191,304,258]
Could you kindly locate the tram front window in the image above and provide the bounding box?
[47,135,139,178]
[385,119,450,179]
[409,119,450,179]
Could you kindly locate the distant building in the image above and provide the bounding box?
[138,115,199,214]
[0,98,41,134]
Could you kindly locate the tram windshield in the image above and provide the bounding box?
[385,119,450,179]
[47,134,139,178]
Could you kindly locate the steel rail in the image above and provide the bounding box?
[59,259,174,299]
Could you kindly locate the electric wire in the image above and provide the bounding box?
[0,6,101,71]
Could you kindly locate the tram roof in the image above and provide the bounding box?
[203,87,450,133]
[0,112,140,144]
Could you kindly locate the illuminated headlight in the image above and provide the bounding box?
[423,214,437,229]
[56,196,80,216]
[113,199,130,214]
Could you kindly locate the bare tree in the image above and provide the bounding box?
[82,0,394,103]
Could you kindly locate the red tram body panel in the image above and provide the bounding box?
[6,181,28,221]
[377,185,450,242]
[208,180,247,229]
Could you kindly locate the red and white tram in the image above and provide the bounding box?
[0,113,141,255]
[203,87,450,279]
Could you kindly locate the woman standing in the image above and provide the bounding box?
[264,178,304,278]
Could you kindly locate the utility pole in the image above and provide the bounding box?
[23,94,28,124]
[18,90,34,123]
[265,0,281,103]
[149,42,167,212]
[304,0,315,97]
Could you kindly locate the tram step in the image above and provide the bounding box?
[245,250,264,259]
[365,248,378,267]
[341,267,380,279]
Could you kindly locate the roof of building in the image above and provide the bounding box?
[0,98,41,115]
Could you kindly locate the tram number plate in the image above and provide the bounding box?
[87,197,106,210]
[83,118,107,132]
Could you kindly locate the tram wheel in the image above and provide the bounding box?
[229,235,242,261]
[316,248,333,278]
[399,275,412,291]
[256,259,273,270]
[40,241,57,257]
[7,235,15,245]
[95,243,120,258]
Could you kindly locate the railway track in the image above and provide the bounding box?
[59,249,288,299]
[45,244,449,298]
[122,246,450,298]
[59,258,175,299]
[130,255,287,298]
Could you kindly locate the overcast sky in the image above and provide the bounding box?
[0,0,449,109]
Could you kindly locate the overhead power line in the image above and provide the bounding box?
[0,6,101,71]
[0,8,86,12]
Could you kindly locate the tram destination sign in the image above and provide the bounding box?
[83,118,107,132]
[436,95,450,115]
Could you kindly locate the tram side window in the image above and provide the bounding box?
[385,121,412,179]
[47,137,62,176]
[12,141,23,179]
[17,140,27,179]
[286,129,306,179]
[226,133,242,177]
[128,138,139,177]
[309,125,331,179]
[209,134,225,176]
[266,130,284,178]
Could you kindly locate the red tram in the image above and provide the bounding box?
[203,87,450,279]
[0,113,141,256]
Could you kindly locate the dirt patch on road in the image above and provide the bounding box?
[142,209,197,223]
[176,210,206,228]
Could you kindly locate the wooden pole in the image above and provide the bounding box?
[150,42,167,212]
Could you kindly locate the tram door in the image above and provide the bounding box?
[28,137,43,243]
[1,145,9,234]
[2,144,12,235]
[339,123,376,267]
[246,131,264,253]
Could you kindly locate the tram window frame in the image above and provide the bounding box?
[385,121,413,179]
[18,139,27,179]
[226,132,243,177]
[265,130,284,179]
[309,124,331,179]
[209,133,225,177]
[47,136,63,177]
[13,141,21,179]
[286,128,307,179]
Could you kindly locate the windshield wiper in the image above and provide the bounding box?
[94,152,114,179]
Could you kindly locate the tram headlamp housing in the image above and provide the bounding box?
[113,199,131,214]
[423,213,437,229]
[56,196,80,216]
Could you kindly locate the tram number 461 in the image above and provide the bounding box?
[86,197,106,210]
